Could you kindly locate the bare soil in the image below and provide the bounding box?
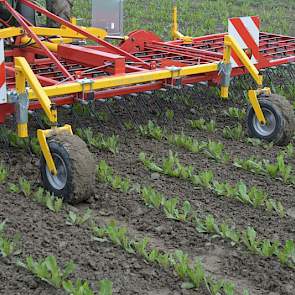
[0,83,294,295]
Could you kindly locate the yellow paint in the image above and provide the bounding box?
[248,90,266,124]
[221,86,229,98]
[0,25,107,40]
[220,41,232,99]
[37,125,73,176]
[27,63,218,99]
[17,123,28,138]
[172,6,193,43]
[225,35,263,87]
[15,57,57,123]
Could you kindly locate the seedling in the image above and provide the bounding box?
[139,120,165,140]
[190,118,217,132]
[165,109,175,121]
[34,187,63,213]
[223,124,245,140]
[19,177,31,198]
[18,256,76,288]
[77,128,119,154]
[66,209,92,226]
[0,221,20,258]
[0,163,8,183]
[225,107,246,121]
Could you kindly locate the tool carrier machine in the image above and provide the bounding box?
[0,0,294,203]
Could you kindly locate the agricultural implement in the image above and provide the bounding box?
[0,0,294,203]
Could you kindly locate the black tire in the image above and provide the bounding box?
[246,94,295,145]
[46,0,73,27]
[40,133,95,204]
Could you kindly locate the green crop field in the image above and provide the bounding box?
[35,0,295,38]
[78,0,295,37]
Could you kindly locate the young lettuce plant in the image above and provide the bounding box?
[0,221,21,258]
[138,121,165,141]
[223,124,245,140]
[0,163,8,183]
[93,222,247,294]
[224,107,246,121]
[77,128,119,154]
[34,188,63,213]
[63,279,113,295]
[18,256,76,288]
[66,209,92,226]
[190,118,217,133]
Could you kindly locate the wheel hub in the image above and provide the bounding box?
[252,108,276,137]
[45,153,68,190]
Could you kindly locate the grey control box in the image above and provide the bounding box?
[92,0,124,36]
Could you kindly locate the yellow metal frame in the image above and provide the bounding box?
[0,25,107,40]
[15,57,73,175]
[10,12,271,177]
[37,125,73,175]
[172,6,192,43]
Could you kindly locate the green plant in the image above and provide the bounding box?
[165,109,175,121]
[190,118,217,132]
[34,188,63,213]
[93,222,247,294]
[225,107,246,121]
[234,153,295,184]
[18,256,75,288]
[0,163,8,183]
[204,140,230,163]
[0,221,20,257]
[223,124,245,140]
[77,128,119,154]
[63,279,95,295]
[63,279,113,295]
[19,177,31,197]
[66,209,92,226]
[7,183,20,194]
[139,120,165,140]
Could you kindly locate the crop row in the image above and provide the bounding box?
[138,121,295,186]
[93,221,250,295]
[97,160,295,269]
[139,151,285,217]
[0,221,112,295]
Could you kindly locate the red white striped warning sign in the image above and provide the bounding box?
[0,39,7,104]
[228,16,260,68]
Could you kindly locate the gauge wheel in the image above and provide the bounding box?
[246,94,295,145]
[40,133,95,204]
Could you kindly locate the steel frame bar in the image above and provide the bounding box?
[18,0,150,68]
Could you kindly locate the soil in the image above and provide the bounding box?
[0,83,294,295]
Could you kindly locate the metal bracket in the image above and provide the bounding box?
[218,61,232,87]
[166,66,182,89]
[37,124,73,176]
[15,92,29,125]
[76,78,94,104]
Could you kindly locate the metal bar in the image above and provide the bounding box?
[2,0,74,81]
[18,0,150,68]
[27,63,219,99]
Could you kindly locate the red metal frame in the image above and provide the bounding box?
[0,0,294,123]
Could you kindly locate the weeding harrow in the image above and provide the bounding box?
[0,0,294,203]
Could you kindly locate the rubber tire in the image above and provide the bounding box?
[40,133,95,204]
[46,0,73,27]
[246,94,295,146]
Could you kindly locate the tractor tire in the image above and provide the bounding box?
[46,0,73,27]
[40,133,95,204]
[246,94,295,145]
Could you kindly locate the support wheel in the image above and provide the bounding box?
[40,133,95,204]
[246,94,295,145]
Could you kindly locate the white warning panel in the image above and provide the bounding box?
[228,16,260,68]
[0,39,7,104]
